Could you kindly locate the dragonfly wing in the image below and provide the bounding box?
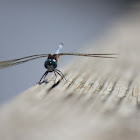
[0,54,48,69]
[0,54,48,65]
[59,53,118,59]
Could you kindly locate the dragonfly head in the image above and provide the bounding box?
[44,54,58,71]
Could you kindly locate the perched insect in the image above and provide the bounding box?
[0,43,118,83]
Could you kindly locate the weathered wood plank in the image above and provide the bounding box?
[0,7,140,140]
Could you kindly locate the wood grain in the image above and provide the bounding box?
[0,7,140,140]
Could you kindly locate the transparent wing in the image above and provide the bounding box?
[0,54,48,69]
[59,53,119,59]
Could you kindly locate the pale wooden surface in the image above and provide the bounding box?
[0,6,140,140]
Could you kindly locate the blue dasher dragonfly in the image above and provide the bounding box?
[0,43,118,83]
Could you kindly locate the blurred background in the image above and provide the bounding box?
[0,0,138,104]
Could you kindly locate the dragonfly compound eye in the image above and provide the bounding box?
[44,59,57,69]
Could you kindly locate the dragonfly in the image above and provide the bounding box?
[0,43,118,84]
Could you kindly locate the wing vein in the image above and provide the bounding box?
[0,54,48,65]
[0,55,47,69]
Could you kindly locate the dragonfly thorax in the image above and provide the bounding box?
[44,58,57,71]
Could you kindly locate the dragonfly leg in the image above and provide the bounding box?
[55,69,67,82]
[39,71,49,83]
[54,71,57,83]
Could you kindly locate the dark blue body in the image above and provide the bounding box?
[44,59,57,72]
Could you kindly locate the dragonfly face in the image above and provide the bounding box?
[44,54,58,72]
